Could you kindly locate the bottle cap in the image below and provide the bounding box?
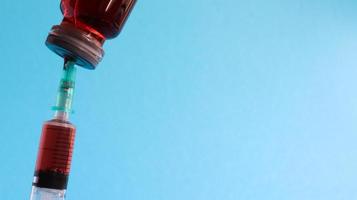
[46,23,104,69]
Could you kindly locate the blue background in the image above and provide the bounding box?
[1,0,357,199]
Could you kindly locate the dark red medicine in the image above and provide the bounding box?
[33,120,76,189]
[61,0,136,39]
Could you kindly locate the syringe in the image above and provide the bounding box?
[30,60,77,200]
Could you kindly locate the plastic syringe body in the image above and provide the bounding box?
[30,61,77,200]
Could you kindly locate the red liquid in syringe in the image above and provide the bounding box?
[33,120,76,189]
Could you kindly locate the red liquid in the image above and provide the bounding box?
[35,121,76,175]
[61,0,136,39]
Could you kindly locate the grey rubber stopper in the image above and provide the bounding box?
[46,23,104,70]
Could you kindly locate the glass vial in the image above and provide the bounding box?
[46,0,137,69]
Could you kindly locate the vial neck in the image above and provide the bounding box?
[46,22,104,69]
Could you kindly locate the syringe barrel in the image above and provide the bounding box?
[30,119,76,200]
[30,186,65,200]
